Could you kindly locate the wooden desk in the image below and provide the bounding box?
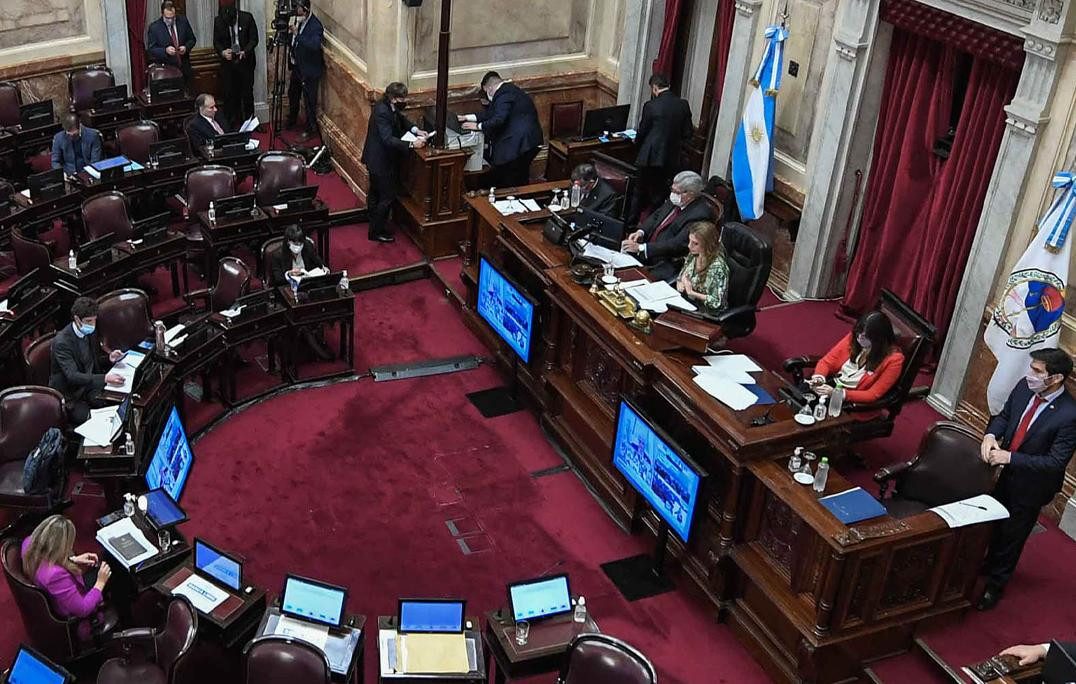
[256,605,366,683]
[483,609,597,684]
[209,300,289,404]
[13,183,82,228]
[0,282,61,382]
[264,200,331,260]
[196,207,270,281]
[155,563,267,649]
[377,616,486,684]
[279,285,355,382]
[135,91,196,139]
[395,145,472,258]
[12,120,61,180]
[545,137,634,182]
[51,248,130,298]
[95,509,191,594]
[197,144,259,176]
[115,230,189,295]
[79,104,141,139]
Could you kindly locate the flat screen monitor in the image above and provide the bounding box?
[214,131,251,150]
[581,104,630,138]
[6,269,42,309]
[76,232,115,263]
[612,397,705,543]
[143,488,187,529]
[213,193,255,220]
[476,256,537,364]
[398,599,465,633]
[149,77,184,101]
[132,211,171,241]
[276,184,319,209]
[1045,640,1076,684]
[92,85,127,111]
[28,169,65,202]
[19,100,54,128]
[576,206,625,249]
[281,574,348,628]
[149,138,189,165]
[194,538,242,591]
[508,574,572,623]
[7,644,73,684]
[144,406,194,501]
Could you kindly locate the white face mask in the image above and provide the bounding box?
[856,333,872,350]
[669,192,683,208]
[289,242,303,255]
[1026,373,1051,393]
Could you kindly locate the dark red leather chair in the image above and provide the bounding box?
[589,152,636,221]
[0,80,21,127]
[96,289,153,352]
[0,386,66,538]
[82,192,135,243]
[183,165,236,266]
[556,634,656,684]
[97,597,198,684]
[146,63,184,82]
[11,228,52,277]
[23,333,57,387]
[68,65,115,113]
[242,636,331,684]
[550,101,584,139]
[259,236,285,284]
[185,257,251,312]
[117,121,160,165]
[254,151,306,206]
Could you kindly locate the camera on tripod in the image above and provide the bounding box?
[269,0,296,50]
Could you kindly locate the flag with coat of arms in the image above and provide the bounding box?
[731,25,789,222]
[984,171,1075,414]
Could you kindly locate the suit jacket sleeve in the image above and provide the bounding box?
[375,107,410,154]
[147,25,169,61]
[297,18,323,51]
[213,17,229,55]
[636,100,654,146]
[54,335,106,392]
[270,251,288,287]
[241,14,258,54]
[637,204,665,241]
[644,225,690,262]
[187,120,207,149]
[1009,411,1076,473]
[591,184,619,216]
[182,18,197,52]
[475,94,512,134]
[88,132,102,164]
[50,134,63,170]
[43,569,103,619]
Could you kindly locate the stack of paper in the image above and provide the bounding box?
[626,280,696,313]
[690,354,766,410]
[244,139,261,151]
[579,242,642,268]
[493,198,541,215]
[75,406,123,446]
[239,115,259,133]
[96,517,157,568]
[275,615,329,650]
[930,495,1009,528]
[108,350,147,394]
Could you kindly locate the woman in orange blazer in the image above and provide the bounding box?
[810,310,904,404]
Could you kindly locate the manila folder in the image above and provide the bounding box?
[397,632,469,674]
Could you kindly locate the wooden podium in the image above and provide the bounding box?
[394,144,472,258]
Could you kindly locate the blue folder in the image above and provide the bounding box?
[818,487,887,525]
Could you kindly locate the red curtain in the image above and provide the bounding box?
[712,0,737,101]
[652,0,685,78]
[126,0,148,93]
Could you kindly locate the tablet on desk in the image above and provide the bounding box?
[144,488,188,529]
[508,573,572,623]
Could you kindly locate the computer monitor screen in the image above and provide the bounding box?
[8,644,72,684]
[576,207,625,249]
[144,488,187,528]
[398,599,465,633]
[150,76,184,101]
[149,138,189,164]
[476,256,537,364]
[28,169,65,201]
[144,406,194,501]
[581,104,630,138]
[92,85,127,110]
[508,574,572,622]
[19,100,54,128]
[281,575,347,628]
[194,539,241,591]
[612,397,705,543]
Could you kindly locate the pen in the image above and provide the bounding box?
[958,502,988,510]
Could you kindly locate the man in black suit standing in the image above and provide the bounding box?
[621,171,712,281]
[361,83,428,243]
[571,163,620,217]
[213,4,259,129]
[49,297,124,424]
[977,348,1076,610]
[286,0,325,141]
[187,94,229,148]
[458,71,543,189]
[147,1,197,83]
[628,74,693,226]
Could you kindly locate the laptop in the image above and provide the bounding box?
[143,488,188,530]
[6,643,74,683]
[171,538,243,615]
[507,573,572,623]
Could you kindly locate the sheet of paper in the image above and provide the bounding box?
[244,139,261,151]
[703,353,762,373]
[930,495,1010,528]
[619,279,648,290]
[306,266,329,278]
[493,199,528,216]
[20,189,30,198]
[164,324,185,343]
[220,306,243,318]
[579,242,642,268]
[172,575,227,614]
[520,198,541,212]
[398,632,469,674]
[117,350,146,369]
[169,334,188,348]
[96,517,157,567]
[239,115,260,133]
[692,365,755,384]
[692,374,759,410]
[76,406,120,446]
[0,299,9,313]
[272,203,288,211]
[275,615,330,651]
[401,131,418,143]
[627,280,697,313]
[108,365,137,394]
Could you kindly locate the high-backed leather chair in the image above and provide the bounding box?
[254,151,307,206]
[589,152,636,221]
[550,101,584,139]
[874,421,997,518]
[183,165,236,263]
[82,192,134,243]
[704,175,738,224]
[11,228,52,277]
[186,257,251,312]
[0,80,21,127]
[23,333,57,387]
[556,634,657,684]
[711,222,771,339]
[117,121,160,165]
[146,63,184,82]
[68,65,115,113]
[243,636,331,684]
[259,236,286,284]
[96,289,153,352]
[97,597,198,684]
[0,386,66,541]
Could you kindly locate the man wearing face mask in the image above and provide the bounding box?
[50,297,125,424]
[285,0,324,142]
[976,348,1076,611]
[571,163,619,217]
[147,0,197,83]
[361,82,428,243]
[627,73,694,226]
[51,114,102,176]
[458,71,543,189]
[620,171,713,281]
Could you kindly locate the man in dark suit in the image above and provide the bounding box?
[213,4,259,129]
[187,94,229,149]
[361,83,428,243]
[51,114,102,175]
[50,297,124,424]
[621,171,712,281]
[977,348,1076,610]
[571,163,619,217]
[286,0,324,141]
[628,74,694,226]
[147,0,197,83]
[458,71,543,189]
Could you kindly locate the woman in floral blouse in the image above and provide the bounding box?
[675,221,729,313]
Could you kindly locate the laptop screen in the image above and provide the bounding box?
[398,599,465,633]
[509,574,572,622]
[194,539,241,591]
[144,488,187,528]
[9,645,71,684]
[281,575,347,628]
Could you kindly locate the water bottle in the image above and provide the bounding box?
[208,200,216,224]
[570,182,582,208]
[154,320,167,351]
[828,385,844,417]
[813,457,830,493]
[573,596,586,623]
[813,396,828,421]
[124,431,134,455]
[338,269,349,294]
[68,249,77,269]
[488,186,496,204]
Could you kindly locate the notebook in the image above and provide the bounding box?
[818,487,887,525]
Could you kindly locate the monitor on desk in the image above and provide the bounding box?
[575,207,625,250]
[508,574,572,623]
[149,77,184,101]
[580,104,630,139]
[132,211,171,241]
[476,256,537,365]
[213,193,256,221]
[7,643,73,683]
[19,100,54,129]
[76,232,116,264]
[27,169,65,202]
[6,269,43,309]
[422,106,462,134]
[92,85,128,112]
[275,185,319,210]
[398,599,466,633]
[281,574,347,628]
[144,406,194,501]
[143,488,187,529]
[296,271,339,293]
[149,138,189,166]
[213,131,251,156]
[193,538,242,592]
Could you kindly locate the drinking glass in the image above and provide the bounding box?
[158,528,171,550]
[603,262,615,280]
[515,620,530,646]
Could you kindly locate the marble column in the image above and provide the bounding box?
[707,0,764,180]
[249,0,268,121]
[101,0,132,89]
[618,0,666,128]
[929,9,1073,416]
[785,0,882,299]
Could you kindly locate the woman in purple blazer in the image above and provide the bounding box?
[21,515,112,641]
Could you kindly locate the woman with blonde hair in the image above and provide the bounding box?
[21,514,112,640]
[675,221,729,313]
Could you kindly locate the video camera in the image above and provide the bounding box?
[269,0,296,50]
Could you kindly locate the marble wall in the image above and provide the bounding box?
[0,0,102,70]
[317,0,367,64]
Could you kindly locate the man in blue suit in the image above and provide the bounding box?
[147,0,197,82]
[51,113,102,175]
[458,71,543,189]
[977,348,1076,610]
[286,0,324,141]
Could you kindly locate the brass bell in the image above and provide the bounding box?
[633,309,652,326]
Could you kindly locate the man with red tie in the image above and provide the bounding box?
[187,94,229,149]
[147,1,197,82]
[978,348,1076,610]
[621,170,714,281]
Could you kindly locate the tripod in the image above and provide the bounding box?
[268,29,291,150]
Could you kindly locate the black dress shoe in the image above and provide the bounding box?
[976,587,1002,611]
[368,234,395,243]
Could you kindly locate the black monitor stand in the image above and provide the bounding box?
[601,518,675,601]
[466,355,523,418]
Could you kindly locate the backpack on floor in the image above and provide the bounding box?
[22,427,65,505]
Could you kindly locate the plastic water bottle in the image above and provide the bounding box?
[338,269,349,294]
[488,186,496,204]
[573,596,586,623]
[124,432,134,455]
[570,182,582,208]
[68,249,77,269]
[208,200,216,224]
[813,396,828,421]
[829,385,844,417]
[813,457,830,493]
[154,320,167,351]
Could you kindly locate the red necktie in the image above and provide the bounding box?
[170,24,181,65]
[651,207,681,241]
[1010,395,1046,452]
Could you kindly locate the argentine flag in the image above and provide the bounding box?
[731,26,789,221]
